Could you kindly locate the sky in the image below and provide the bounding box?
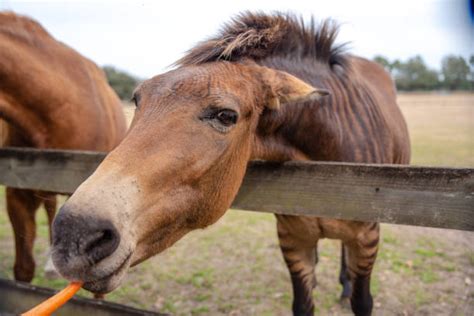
[1,0,472,79]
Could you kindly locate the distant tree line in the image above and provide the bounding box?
[373,55,473,91]
[102,55,473,99]
[102,66,140,100]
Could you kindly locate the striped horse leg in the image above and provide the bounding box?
[277,218,318,316]
[339,242,352,307]
[346,222,380,316]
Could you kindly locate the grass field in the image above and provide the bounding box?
[398,93,474,167]
[0,93,473,315]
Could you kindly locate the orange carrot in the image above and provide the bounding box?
[22,282,83,316]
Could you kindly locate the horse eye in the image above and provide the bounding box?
[216,109,238,126]
[131,94,140,108]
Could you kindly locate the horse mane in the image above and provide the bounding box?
[175,12,348,69]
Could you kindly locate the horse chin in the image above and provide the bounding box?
[82,253,132,294]
[53,244,135,294]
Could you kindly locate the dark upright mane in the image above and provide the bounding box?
[175,12,347,68]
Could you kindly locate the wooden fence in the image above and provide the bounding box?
[0,147,473,231]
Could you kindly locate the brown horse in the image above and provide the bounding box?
[51,13,410,316]
[0,12,127,282]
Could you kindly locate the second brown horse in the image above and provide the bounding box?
[0,12,127,282]
[51,13,410,316]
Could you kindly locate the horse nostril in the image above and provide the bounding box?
[83,229,113,253]
[82,228,120,264]
[52,207,121,268]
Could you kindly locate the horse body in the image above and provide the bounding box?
[0,12,127,282]
[255,47,410,316]
[255,55,409,164]
[177,16,410,314]
[51,13,410,316]
[0,12,126,150]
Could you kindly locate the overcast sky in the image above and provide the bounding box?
[1,0,472,78]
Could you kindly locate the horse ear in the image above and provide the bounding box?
[261,67,330,110]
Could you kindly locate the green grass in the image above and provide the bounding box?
[414,288,431,307]
[467,252,474,266]
[382,234,398,245]
[415,248,437,258]
[440,262,456,272]
[420,269,439,284]
[399,94,474,167]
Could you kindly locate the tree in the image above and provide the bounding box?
[393,55,440,91]
[391,59,402,71]
[373,55,392,73]
[102,66,140,100]
[441,55,470,90]
[468,55,474,89]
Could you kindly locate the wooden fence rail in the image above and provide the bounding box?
[0,147,473,231]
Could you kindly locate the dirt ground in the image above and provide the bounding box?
[0,92,473,315]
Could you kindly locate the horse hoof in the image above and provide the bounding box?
[340,296,351,309]
[44,250,60,279]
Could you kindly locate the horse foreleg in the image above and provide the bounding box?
[346,222,379,316]
[277,218,318,316]
[41,193,57,244]
[39,192,60,279]
[6,188,41,282]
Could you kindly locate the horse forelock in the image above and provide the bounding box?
[175,12,348,69]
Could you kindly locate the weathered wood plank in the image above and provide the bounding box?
[234,161,474,231]
[0,147,473,231]
[0,147,105,194]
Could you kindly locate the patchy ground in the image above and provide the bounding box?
[0,93,473,315]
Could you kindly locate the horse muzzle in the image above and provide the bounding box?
[51,205,134,293]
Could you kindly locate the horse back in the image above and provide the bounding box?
[0,12,127,150]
